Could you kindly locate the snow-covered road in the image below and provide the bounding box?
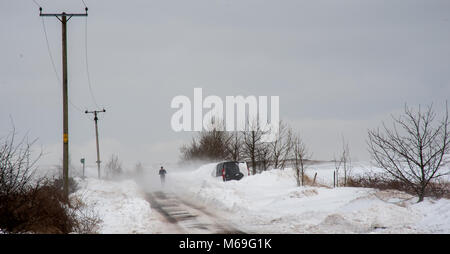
[145,191,244,234]
[70,175,246,234]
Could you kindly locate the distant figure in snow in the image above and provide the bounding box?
[159,166,167,187]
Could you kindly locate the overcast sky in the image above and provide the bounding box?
[1,0,450,169]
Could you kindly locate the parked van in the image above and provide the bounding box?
[212,161,250,181]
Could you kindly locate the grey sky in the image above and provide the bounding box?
[1,0,450,168]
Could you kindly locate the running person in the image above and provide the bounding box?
[159,166,167,187]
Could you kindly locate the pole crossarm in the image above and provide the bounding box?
[39,7,88,21]
[40,13,88,16]
[85,109,106,114]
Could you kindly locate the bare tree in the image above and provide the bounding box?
[270,121,292,169]
[368,103,450,202]
[181,130,231,162]
[105,154,123,178]
[334,135,352,187]
[134,161,144,175]
[291,133,311,187]
[257,141,272,171]
[242,120,270,174]
[226,131,243,161]
[242,129,261,174]
[180,138,200,161]
[341,137,351,187]
[181,119,231,162]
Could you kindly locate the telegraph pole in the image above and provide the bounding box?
[40,7,88,199]
[85,109,106,179]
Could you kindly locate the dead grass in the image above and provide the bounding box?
[347,174,450,200]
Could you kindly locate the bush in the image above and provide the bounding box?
[181,128,231,162]
[0,180,70,233]
[0,130,99,233]
[0,178,100,233]
[53,176,79,195]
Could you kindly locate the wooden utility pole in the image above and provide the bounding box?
[40,7,88,199]
[85,109,106,179]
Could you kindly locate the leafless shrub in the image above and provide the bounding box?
[0,180,72,233]
[1,178,99,234]
[347,173,449,199]
[299,173,314,186]
[0,128,40,197]
[181,120,231,162]
[347,173,410,192]
[424,179,450,199]
[69,195,101,234]
[0,129,99,233]
[52,176,79,195]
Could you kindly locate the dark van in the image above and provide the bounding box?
[213,161,249,182]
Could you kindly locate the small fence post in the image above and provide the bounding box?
[333,171,336,188]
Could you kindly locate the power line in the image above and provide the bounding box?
[40,17,85,113]
[41,17,61,83]
[69,100,84,113]
[38,0,100,112]
[84,16,101,110]
[79,0,102,110]
[36,0,96,114]
[31,0,41,8]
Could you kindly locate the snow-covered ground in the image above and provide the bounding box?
[70,162,450,234]
[70,176,164,233]
[165,163,450,234]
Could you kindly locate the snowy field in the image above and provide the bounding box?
[71,163,450,234]
[166,163,450,234]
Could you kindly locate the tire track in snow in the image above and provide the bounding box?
[145,191,245,234]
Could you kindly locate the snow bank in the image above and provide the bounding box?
[413,198,450,233]
[169,163,450,233]
[71,177,158,233]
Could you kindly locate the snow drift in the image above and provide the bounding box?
[71,177,160,233]
[167,163,450,233]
